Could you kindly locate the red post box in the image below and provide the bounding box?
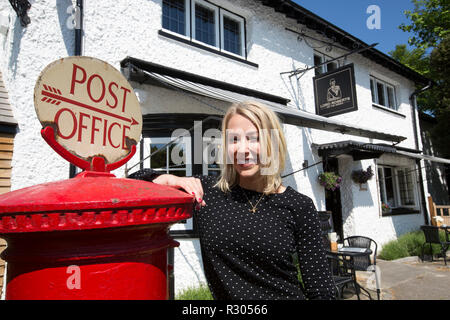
[0,57,193,299]
[0,170,192,300]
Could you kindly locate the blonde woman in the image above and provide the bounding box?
[130,101,335,300]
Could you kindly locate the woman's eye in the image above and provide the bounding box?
[248,136,259,142]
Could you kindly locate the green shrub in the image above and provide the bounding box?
[176,284,213,300]
[379,229,447,260]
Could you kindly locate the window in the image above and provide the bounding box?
[314,52,339,76]
[162,0,189,36]
[193,1,218,47]
[370,76,397,110]
[162,0,246,57]
[378,165,417,213]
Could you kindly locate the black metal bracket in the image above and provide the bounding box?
[9,0,31,27]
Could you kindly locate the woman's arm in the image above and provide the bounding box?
[295,197,336,300]
[128,169,206,208]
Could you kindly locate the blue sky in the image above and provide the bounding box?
[292,0,416,55]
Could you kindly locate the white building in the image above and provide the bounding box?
[1,0,449,296]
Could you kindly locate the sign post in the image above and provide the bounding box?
[34,56,142,172]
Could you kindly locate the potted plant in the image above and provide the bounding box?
[381,202,390,214]
[318,172,342,191]
[351,166,374,184]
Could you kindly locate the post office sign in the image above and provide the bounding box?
[34,56,142,165]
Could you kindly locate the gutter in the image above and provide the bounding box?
[409,81,434,225]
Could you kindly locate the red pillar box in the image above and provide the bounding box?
[0,57,193,299]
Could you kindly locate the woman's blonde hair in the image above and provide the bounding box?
[215,101,287,195]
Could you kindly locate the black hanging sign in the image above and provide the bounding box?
[313,63,358,117]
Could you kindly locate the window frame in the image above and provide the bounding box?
[370,76,398,111]
[220,9,245,57]
[143,136,193,234]
[162,0,191,38]
[377,164,419,214]
[191,0,220,48]
[314,51,339,76]
[161,0,247,58]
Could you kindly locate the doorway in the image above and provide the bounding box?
[324,157,344,241]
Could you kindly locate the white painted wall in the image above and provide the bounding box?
[0,0,429,295]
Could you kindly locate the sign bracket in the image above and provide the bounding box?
[280,42,378,78]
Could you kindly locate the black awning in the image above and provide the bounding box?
[120,57,407,143]
[313,140,399,160]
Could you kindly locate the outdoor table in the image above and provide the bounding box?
[326,247,373,300]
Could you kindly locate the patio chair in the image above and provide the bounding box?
[420,225,449,266]
[318,211,334,249]
[327,255,356,300]
[343,236,381,300]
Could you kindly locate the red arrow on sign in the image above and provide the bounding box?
[41,88,139,126]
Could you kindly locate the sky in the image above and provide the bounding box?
[292,0,416,55]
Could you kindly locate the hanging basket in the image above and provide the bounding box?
[318,172,342,191]
[351,166,374,184]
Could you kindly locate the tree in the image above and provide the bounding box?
[393,1,450,157]
[429,35,450,157]
[400,0,450,50]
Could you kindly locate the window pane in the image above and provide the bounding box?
[370,79,377,103]
[398,169,415,206]
[223,16,241,55]
[162,0,186,35]
[383,167,396,207]
[168,142,186,168]
[195,4,216,46]
[150,144,167,170]
[314,55,323,76]
[378,168,386,203]
[387,86,396,110]
[377,82,386,106]
[326,61,338,72]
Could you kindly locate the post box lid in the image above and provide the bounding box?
[0,172,193,233]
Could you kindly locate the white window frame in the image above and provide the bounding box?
[314,51,339,75]
[191,0,220,49]
[144,136,192,232]
[161,0,191,38]
[144,136,192,176]
[377,164,418,210]
[370,76,398,111]
[220,10,245,57]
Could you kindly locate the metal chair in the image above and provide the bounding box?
[420,225,449,266]
[343,236,381,300]
[327,255,356,300]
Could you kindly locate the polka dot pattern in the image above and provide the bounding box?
[195,175,335,300]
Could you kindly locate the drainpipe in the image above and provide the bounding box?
[409,80,433,225]
[70,0,84,178]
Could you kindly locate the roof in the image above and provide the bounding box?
[258,0,431,86]
[121,57,407,143]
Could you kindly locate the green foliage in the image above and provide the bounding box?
[175,284,214,300]
[399,0,450,50]
[379,230,447,260]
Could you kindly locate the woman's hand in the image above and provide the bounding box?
[153,174,206,209]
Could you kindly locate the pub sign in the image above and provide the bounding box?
[313,63,358,117]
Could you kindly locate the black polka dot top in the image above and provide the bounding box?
[195,175,335,300]
[128,169,335,300]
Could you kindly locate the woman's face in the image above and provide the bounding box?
[226,114,261,179]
